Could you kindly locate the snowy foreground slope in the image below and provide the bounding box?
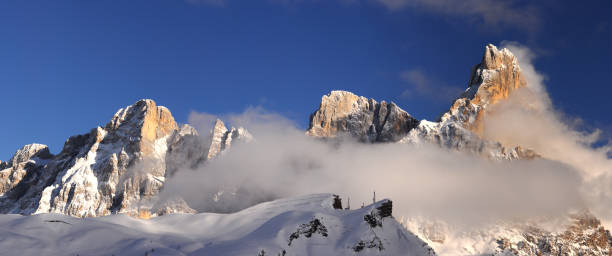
[0,194,434,256]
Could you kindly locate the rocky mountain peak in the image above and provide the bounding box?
[304,46,537,160]
[0,143,52,196]
[8,143,52,166]
[105,99,178,157]
[207,119,252,159]
[307,90,419,142]
[207,119,230,159]
[441,44,525,135]
[481,44,517,70]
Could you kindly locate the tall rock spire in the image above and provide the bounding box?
[440,44,525,135]
[207,119,229,159]
[206,119,252,160]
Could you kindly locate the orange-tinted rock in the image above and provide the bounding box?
[441,44,526,135]
[307,90,419,142]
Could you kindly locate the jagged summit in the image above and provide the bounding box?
[7,143,52,166]
[306,45,536,159]
[0,99,249,217]
[207,118,252,159]
[441,44,525,134]
[208,119,229,159]
[307,90,419,142]
[105,99,178,157]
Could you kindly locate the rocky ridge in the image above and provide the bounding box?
[1,43,609,255]
[0,99,248,217]
[494,212,612,255]
[306,45,536,160]
[307,90,419,142]
[306,44,609,255]
[207,119,252,159]
[402,44,537,159]
[441,44,525,135]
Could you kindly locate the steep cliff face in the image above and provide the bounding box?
[402,44,536,159]
[0,100,180,217]
[105,99,178,157]
[0,99,246,217]
[307,90,419,142]
[441,44,525,135]
[207,119,252,159]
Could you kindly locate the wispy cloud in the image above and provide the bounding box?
[400,68,463,102]
[184,0,541,32]
[188,111,218,134]
[375,0,541,32]
[480,42,612,226]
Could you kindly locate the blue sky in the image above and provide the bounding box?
[1,0,611,158]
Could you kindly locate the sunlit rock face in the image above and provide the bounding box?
[305,46,536,160]
[441,44,525,135]
[0,99,250,218]
[105,99,178,157]
[0,100,180,217]
[402,44,537,160]
[307,90,419,142]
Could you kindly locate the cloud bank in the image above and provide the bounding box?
[482,42,612,224]
[157,42,610,229]
[162,113,585,226]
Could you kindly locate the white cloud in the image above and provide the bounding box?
[480,42,612,225]
[187,111,218,134]
[160,106,589,228]
[375,0,541,32]
[183,0,540,32]
[165,42,612,230]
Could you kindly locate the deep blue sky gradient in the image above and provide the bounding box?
[1,0,611,158]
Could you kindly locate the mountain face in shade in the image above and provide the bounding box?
[0,100,248,217]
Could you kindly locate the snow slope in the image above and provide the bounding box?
[0,194,434,256]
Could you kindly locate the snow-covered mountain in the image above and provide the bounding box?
[0,194,435,256]
[0,99,249,218]
[305,44,612,255]
[1,43,610,255]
